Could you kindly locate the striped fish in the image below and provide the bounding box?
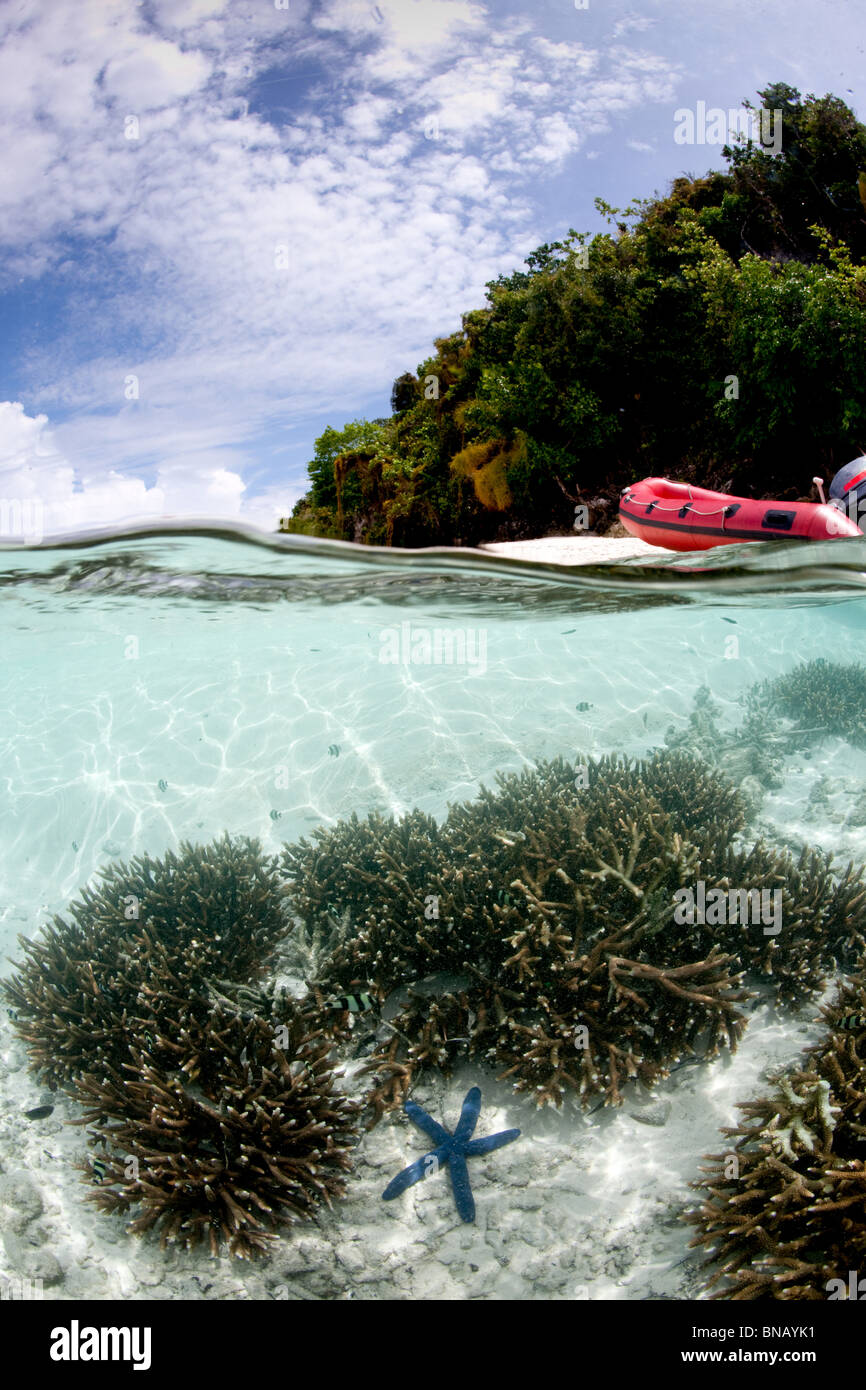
[91,1157,108,1184]
[839,1013,866,1030]
[328,992,375,1014]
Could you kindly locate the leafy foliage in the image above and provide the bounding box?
[280,86,866,546]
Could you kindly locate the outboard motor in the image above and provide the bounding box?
[829,456,866,525]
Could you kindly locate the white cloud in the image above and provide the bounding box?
[102,37,212,110]
[0,0,681,528]
[612,14,656,39]
[152,0,229,28]
[0,401,291,536]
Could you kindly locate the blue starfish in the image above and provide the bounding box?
[382,1086,520,1222]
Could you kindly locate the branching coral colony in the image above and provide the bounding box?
[1,835,358,1258]
[5,688,866,1260]
[687,974,866,1299]
[752,658,866,752]
[668,660,866,789]
[281,751,866,1124]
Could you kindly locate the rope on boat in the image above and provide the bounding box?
[621,484,736,527]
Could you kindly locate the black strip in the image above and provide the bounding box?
[619,504,804,540]
[761,508,795,530]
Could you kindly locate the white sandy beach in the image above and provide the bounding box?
[481,534,678,564]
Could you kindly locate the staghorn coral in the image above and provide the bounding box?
[1,835,358,1258]
[750,657,866,751]
[75,997,357,1260]
[282,753,756,1120]
[666,684,786,790]
[281,808,446,982]
[687,974,866,1300]
[1,834,289,1088]
[696,839,866,1006]
[282,749,866,1124]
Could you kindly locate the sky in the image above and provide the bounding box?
[0,0,864,538]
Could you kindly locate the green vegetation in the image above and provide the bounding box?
[281,84,866,546]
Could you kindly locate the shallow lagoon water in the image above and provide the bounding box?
[2,527,866,1301]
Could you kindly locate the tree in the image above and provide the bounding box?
[281,85,866,544]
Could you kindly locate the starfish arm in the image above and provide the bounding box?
[447,1151,476,1223]
[453,1085,482,1144]
[404,1101,451,1147]
[382,1144,450,1202]
[464,1127,521,1156]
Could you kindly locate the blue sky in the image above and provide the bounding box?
[0,0,864,535]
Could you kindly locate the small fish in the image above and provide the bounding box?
[328,992,375,1013]
[91,1157,108,1184]
[839,1014,866,1030]
[24,1104,54,1120]
[576,702,593,712]
[269,809,282,821]
[7,1007,20,1022]
[328,744,341,757]
[562,629,577,635]
[158,779,168,792]
[352,1030,379,1058]
[721,617,737,625]
[71,841,80,852]
[382,972,472,1022]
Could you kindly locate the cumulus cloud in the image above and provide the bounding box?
[101,35,212,109]
[612,14,656,39]
[0,0,681,530]
[0,401,291,538]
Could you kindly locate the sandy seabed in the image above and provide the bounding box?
[0,988,828,1303]
[0,529,858,1303]
[3,744,860,1302]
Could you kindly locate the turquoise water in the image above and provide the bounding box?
[2,527,865,958]
[3,526,866,1300]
